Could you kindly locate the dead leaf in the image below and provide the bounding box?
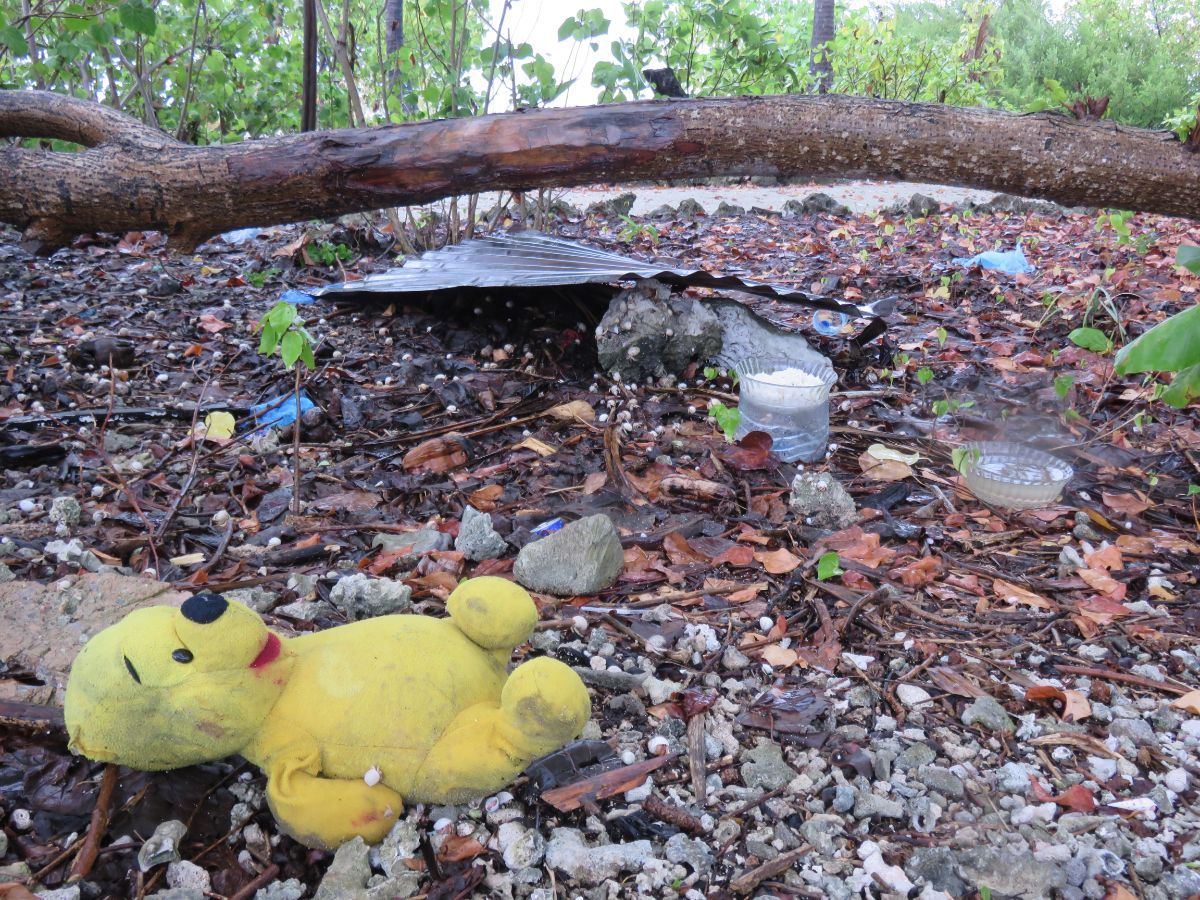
[755,546,801,574]
[514,436,557,457]
[1075,594,1132,625]
[992,577,1054,609]
[1101,491,1152,516]
[888,555,942,587]
[1103,886,1137,900]
[540,753,677,812]
[545,400,595,423]
[1077,567,1126,599]
[822,528,896,569]
[1030,775,1097,813]
[712,543,755,567]
[0,885,39,900]
[403,436,468,473]
[308,490,382,514]
[858,443,919,481]
[197,313,231,333]
[437,834,488,862]
[469,484,504,511]
[663,532,708,566]
[927,666,989,698]
[1025,684,1092,722]
[759,644,799,668]
[1084,544,1124,571]
[581,471,608,494]
[719,430,773,470]
[1170,689,1200,714]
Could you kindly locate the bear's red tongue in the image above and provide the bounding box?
[249,633,281,669]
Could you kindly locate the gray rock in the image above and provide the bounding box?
[596,279,723,382]
[145,891,202,900]
[800,814,843,855]
[35,889,80,900]
[45,538,101,572]
[970,194,1064,218]
[1160,868,1200,899]
[1109,717,1157,746]
[962,695,1015,734]
[49,496,81,527]
[1066,857,1088,886]
[371,527,452,563]
[455,506,508,561]
[585,192,636,218]
[907,847,967,896]
[1150,705,1179,732]
[376,820,422,877]
[956,847,1067,899]
[647,203,678,218]
[722,645,751,670]
[676,198,706,218]
[166,861,211,894]
[273,599,329,621]
[895,742,936,772]
[853,792,904,819]
[884,193,941,218]
[314,837,372,900]
[254,879,306,900]
[103,431,138,452]
[917,765,964,799]
[714,201,745,216]
[545,828,653,883]
[665,833,713,876]
[0,563,14,584]
[830,784,857,813]
[329,573,411,620]
[0,828,6,857]
[783,193,852,217]
[789,472,856,530]
[138,820,188,872]
[994,761,1032,794]
[226,586,279,613]
[514,514,624,596]
[496,822,546,870]
[741,739,797,790]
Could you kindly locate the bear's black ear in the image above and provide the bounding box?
[181,592,228,624]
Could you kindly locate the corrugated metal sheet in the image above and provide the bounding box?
[311,232,894,320]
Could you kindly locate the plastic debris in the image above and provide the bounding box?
[953,245,1035,275]
[281,288,316,305]
[812,310,851,336]
[218,227,262,245]
[531,517,565,537]
[202,411,236,440]
[244,390,315,435]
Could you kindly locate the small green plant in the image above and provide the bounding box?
[934,326,947,348]
[1068,327,1114,354]
[246,267,281,288]
[1188,484,1200,496]
[933,397,974,417]
[951,446,982,473]
[1113,245,1200,408]
[917,366,934,385]
[709,400,741,442]
[617,214,659,245]
[256,301,317,514]
[1053,374,1075,400]
[307,240,354,267]
[816,551,843,581]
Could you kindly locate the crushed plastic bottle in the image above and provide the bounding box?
[812,310,850,336]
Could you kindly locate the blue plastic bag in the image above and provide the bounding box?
[812,310,850,336]
[280,288,316,305]
[244,390,315,436]
[953,246,1035,275]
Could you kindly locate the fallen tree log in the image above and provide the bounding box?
[1,89,1198,252]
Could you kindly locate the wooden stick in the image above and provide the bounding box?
[730,844,813,895]
[68,764,119,882]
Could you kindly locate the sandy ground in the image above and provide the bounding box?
[557,180,997,214]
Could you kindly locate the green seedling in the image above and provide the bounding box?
[256,301,317,514]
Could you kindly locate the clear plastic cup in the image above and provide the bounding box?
[733,357,837,462]
[959,441,1073,509]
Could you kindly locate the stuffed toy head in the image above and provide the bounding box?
[64,578,591,848]
[65,592,288,770]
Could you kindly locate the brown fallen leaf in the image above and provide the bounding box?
[469,484,504,511]
[718,430,773,470]
[1025,684,1091,722]
[755,546,802,574]
[437,834,488,862]
[403,436,468,473]
[581,471,608,494]
[1101,491,1152,516]
[1170,688,1200,714]
[663,531,708,566]
[1077,567,1126,599]
[857,448,913,481]
[545,399,596,423]
[888,555,942,587]
[992,577,1054,609]
[0,886,38,900]
[759,644,799,668]
[712,543,755,567]
[540,753,678,812]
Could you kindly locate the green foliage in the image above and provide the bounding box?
[951,446,981,473]
[306,241,353,267]
[933,397,974,417]
[709,400,741,442]
[246,267,281,288]
[1068,327,1113,354]
[1053,374,1075,400]
[916,366,934,385]
[257,301,315,370]
[935,326,948,348]
[617,214,659,245]
[816,551,843,581]
[1177,245,1200,275]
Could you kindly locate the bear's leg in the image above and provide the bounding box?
[410,657,590,802]
[263,750,404,848]
[446,577,537,650]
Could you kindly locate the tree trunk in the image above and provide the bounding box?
[810,0,835,94]
[301,0,318,132]
[2,89,1199,252]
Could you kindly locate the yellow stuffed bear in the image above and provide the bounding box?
[64,576,590,849]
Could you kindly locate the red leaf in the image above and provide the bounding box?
[719,430,773,470]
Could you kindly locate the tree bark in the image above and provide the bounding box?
[2,89,1199,252]
[810,0,835,94]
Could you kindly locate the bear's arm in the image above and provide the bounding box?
[246,730,403,849]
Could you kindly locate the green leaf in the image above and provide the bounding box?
[816,551,843,581]
[299,340,316,371]
[951,446,981,473]
[1068,327,1113,354]
[710,401,740,443]
[1187,484,1200,496]
[258,324,279,356]
[1114,304,1200,374]
[1054,374,1075,400]
[917,366,934,385]
[118,0,156,36]
[0,24,29,56]
[1160,363,1200,409]
[280,331,303,369]
[932,399,949,416]
[1178,245,1200,275]
[267,301,298,330]
[935,326,947,347]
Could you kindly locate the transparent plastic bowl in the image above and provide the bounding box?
[733,357,837,463]
[959,441,1073,509]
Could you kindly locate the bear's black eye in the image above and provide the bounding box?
[172,649,194,664]
[124,655,141,684]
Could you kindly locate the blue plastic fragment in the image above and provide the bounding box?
[812,309,850,336]
[244,389,315,435]
[952,245,1035,275]
[219,227,262,245]
[281,288,316,305]
[531,517,565,537]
